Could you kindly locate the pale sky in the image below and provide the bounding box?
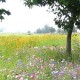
[0,0,57,33]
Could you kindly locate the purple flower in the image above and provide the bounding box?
[59,71,65,76]
[49,63,54,67]
[70,72,76,78]
[71,73,76,78]
[51,71,59,75]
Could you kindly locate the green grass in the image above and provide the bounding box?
[0,33,80,80]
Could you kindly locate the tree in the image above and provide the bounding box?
[24,0,80,58]
[35,25,56,34]
[49,27,56,34]
[43,25,50,33]
[36,28,42,33]
[43,25,56,33]
[0,0,11,21]
[27,30,31,34]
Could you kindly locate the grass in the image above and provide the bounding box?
[0,33,80,80]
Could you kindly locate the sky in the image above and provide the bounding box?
[0,0,57,33]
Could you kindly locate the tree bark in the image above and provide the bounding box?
[66,29,72,54]
[66,29,73,60]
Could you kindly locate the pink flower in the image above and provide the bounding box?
[30,73,35,78]
[69,62,73,68]
[41,65,45,69]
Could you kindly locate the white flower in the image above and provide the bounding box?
[52,71,58,75]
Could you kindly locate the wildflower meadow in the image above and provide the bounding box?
[0,33,80,80]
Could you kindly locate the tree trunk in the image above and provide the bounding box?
[66,29,73,60]
[66,16,74,60]
[66,30,72,54]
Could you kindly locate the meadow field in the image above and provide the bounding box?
[0,33,80,80]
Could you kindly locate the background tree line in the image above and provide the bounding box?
[35,24,56,34]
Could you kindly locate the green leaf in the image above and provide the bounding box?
[0,0,5,2]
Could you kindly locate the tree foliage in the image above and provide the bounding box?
[0,0,5,2]
[0,0,11,21]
